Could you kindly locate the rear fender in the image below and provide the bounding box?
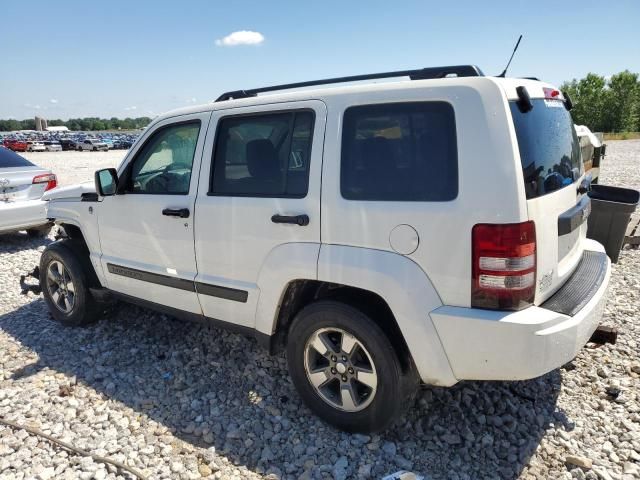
[317,244,457,386]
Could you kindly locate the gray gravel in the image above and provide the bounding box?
[1,141,640,479]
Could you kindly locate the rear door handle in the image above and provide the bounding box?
[271,214,309,226]
[162,208,190,218]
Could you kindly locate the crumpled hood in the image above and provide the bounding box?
[42,181,95,201]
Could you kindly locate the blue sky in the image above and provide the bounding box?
[1,0,638,120]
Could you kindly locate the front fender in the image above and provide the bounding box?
[46,198,105,286]
[317,245,457,386]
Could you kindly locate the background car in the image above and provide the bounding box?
[26,141,46,152]
[76,138,109,151]
[0,146,56,236]
[59,138,78,151]
[3,139,28,152]
[44,141,63,152]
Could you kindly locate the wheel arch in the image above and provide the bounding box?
[260,244,457,386]
[271,280,415,373]
[56,221,105,287]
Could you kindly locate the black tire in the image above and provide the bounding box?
[287,300,418,433]
[39,239,102,326]
[27,225,51,238]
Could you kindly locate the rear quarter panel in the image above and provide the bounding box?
[320,78,527,307]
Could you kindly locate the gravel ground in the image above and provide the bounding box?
[21,150,126,186]
[1,141,639,480]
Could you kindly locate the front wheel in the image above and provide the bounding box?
[287,300,418,433]
[40,240,101,326]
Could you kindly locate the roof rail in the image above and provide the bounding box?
[215,65,484,102]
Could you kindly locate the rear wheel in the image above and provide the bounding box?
[287,300,418,433]
[40,240,101,326]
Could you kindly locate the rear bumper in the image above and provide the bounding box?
[431,245,611,381]
[0,199,49,233]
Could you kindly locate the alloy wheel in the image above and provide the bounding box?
[303,327,378,412]
[46,260,76,313]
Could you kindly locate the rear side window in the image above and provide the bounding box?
[210,110,314,197]
[0,147,34,168]
[341,102,457,201]
[510,99,582,199]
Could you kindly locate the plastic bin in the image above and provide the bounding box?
[587,185,640,263]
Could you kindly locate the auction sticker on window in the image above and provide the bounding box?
[544,99,564,108]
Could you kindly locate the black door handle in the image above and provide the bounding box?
[162,208,190,218]
[271,214,309,226]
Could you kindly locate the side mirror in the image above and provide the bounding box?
[95,168,118,196]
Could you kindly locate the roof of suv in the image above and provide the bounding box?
[155,75,558,124]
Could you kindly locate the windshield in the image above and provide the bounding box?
[510,99,582,199]
[0,147,35,168]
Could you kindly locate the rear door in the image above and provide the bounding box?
[194,101,325,328]
[509,91,588,304]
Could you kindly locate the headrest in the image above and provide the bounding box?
[246,139,280,180]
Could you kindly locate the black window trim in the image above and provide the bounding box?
[118,119,202,196]
[206,108,316,199]
[339,100,459,202]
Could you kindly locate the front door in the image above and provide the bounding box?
[194,101,326,327]
[98,112,211,313]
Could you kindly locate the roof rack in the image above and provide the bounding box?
[215,64,484,102]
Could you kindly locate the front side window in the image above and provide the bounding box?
[341,102,458,201]
[210,110,314,197]
[127,121,200,195]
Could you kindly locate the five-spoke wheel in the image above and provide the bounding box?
[287,300,418,433]
[45,260,76,313]
[40,239,102,326]
[304,327,378,412]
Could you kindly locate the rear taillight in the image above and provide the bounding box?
[32,173,57,191]
[472,221,536,310]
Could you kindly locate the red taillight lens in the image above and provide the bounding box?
[32,173,57,191]
[543,87,561,99]
[472,221,536,310]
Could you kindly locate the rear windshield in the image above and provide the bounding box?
[510,99,582,199]
[0,147,34,168]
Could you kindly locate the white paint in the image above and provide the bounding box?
[43,74,611,387]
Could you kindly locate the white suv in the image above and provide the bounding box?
[77,138,109,151]
[39,65,611,433]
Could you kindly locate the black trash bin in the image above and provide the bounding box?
[587,185,640,263]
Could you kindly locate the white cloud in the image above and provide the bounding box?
[124,106,137,111]
[24,103,42,110]
[215,30,264,47]
[50,99,58,104]
[187,97,197,103]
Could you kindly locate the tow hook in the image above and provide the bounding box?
[20,266,42,295]
[589,325,618,345]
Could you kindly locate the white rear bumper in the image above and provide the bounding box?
[0,199,49,233]
[431,247,611,381]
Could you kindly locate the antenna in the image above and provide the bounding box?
[497,35,523,78]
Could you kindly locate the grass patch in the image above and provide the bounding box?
[603,132,640,141]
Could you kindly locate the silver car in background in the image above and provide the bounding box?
[0,146,56,237]
[44,141,63,152]
[76,138,109,151]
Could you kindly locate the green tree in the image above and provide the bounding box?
[561,73,608,131]
[605,70,639,132]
